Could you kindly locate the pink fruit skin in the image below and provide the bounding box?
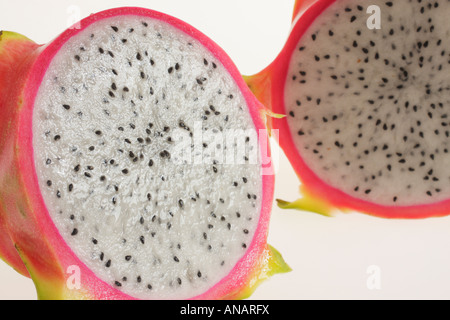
[0,7,288,299]
[246,0,450,219]
[0,30,38,279]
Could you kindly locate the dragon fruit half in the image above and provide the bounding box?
[0,7,290,300]
[246,0,450,219]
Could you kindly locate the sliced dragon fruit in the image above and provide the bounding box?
[0,7,290,300]
[246,0,450,219]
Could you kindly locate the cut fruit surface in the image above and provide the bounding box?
[0,7,288,300]
[246,0,450,218]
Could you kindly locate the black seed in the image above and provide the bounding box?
[105,260,111,268]
[122,169,129,174]
[140,236,145,244]
[68,184,73,192]
[71,228,78,236]
[173,256,179,262]
[111,26,119,32]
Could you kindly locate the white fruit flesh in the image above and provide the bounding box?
[285,0,450,206]
[33,15,263,299]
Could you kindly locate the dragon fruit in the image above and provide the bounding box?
[245,0,450,219]
[0,7,290,300]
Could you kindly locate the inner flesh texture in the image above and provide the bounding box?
[285,0,450,206]
[33,15,263,299]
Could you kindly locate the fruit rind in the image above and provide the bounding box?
[0,30,42,278]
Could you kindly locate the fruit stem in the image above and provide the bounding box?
[243,69,285,132]
[243,70,273,112]
[235,244,291,300]
[276,185,335,217]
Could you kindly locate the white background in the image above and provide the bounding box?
[1,0,450,300]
